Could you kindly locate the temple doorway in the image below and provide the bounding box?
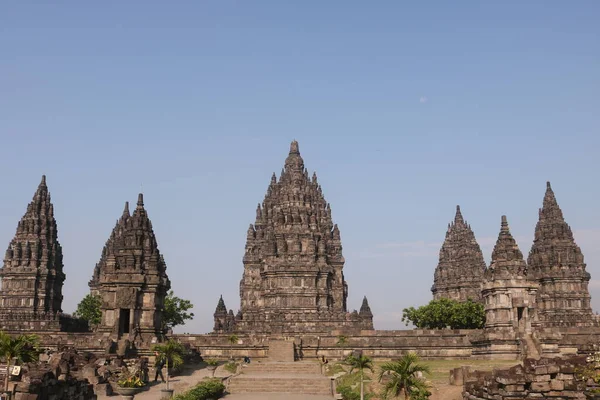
[119,308,130,336]
[517,307,525,332]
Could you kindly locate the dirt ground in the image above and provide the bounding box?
[358,358,519,400]
[100,358,519,400]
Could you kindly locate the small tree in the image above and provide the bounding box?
[74,294,102,326]
[162,290,194,332]
[345,354,374,400]
[402,298,485,330]
[378,352,430,400]
[152,339,185,391]
[227,334,239,360]
[0,332,40,391]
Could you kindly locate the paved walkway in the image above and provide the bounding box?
[98,364,334,400]
[99,364,218,400]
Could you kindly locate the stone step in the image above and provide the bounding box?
[243,362,321,375]
[268,340,295,362]
[228,375,332,395]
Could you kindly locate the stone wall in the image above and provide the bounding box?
[175,326,600,362]
[462,356,590,399]
[174,329,475,360]
[559,327,600,355]
[10,350,99,400]
[0,325,594,363]
[0,313,89,333]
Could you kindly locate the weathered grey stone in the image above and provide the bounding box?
[89,194,170,346]
[0,176,66,331]
[216,141,373,334]
[432,205,486,302]
[528,182,598,328]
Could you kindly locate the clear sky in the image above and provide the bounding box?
[1,1,599,333]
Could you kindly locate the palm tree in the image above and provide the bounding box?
[152,339,185,391]
[0,332,40,391]
[227,334,239,360]
[345,354,374,400]
[378,352,430,400]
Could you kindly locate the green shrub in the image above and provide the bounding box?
[224,362,238,374]
[173,379,225,400]
[205,358,219,366]
[336,384,372,400]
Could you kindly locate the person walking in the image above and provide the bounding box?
[154,351,165,382]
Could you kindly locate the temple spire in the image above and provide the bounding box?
[528,181,593,327]
[216,295,227,313]
[432,205,486,302]
[0,175,65,316]
[122,201,130,218]
[500,215,509,233]
[359,296,373,318]
[454,205,464,225]
[289,140,300,155]
[487,215,526,277]
[540,180,564,222]
[137,193,144,208]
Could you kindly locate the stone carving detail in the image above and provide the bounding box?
[431,206,486,302]
[89,194,170,344]
[0,176,66,329]
[527,182,597,327]
[218,141,373,333]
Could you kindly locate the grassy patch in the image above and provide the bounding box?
[379,359,520,384]
[324,362,347,376]
[336,371,374,400]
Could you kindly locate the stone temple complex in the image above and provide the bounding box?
[0,142,599,367]
[215,141,373,334]
[89,194,171,346]
[431,205,486,302]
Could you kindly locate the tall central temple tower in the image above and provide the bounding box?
[221,141,373,334]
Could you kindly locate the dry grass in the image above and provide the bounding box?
[420,358,519,384]
[329,357,520,399]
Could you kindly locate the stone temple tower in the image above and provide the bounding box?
[482,216,538,333]
[0,176,66,330]
[89,194,170,345]
[431,206,486,302]
[213,295,236,333]
[227,141,373,334]
[527,182,596,328]
[475,216,540,359]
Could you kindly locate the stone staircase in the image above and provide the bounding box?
[228,338,332,396]
[268,339,295,362]
[523,333,541,359]
[227,361,333,396]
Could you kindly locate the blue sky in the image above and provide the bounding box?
[1,1,599,332]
